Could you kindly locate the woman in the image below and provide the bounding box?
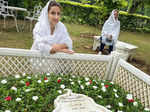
[30,0,74,74]
[31,0,74,55]
[99,9,120,55]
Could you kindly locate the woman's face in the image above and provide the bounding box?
[48,6,61,26]
[114,10,118,19]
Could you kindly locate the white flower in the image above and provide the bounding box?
[20,80,25,84]
[60,84,65,89]
[133,102,138,106]
[37,80,42,83]
[113,89,117,92]
[86,82,90,86]
[106,105,111,108]
[126,94,133,100]
[16,98,21,102]
[117,111,123,112]
[60,73,64,76]
[71,82,74,85]
[118,102,124,107]
[44,80,48,83]
[22,73,26,76]
[58,77,61,80]
[58,90,62,94]
[101,86,106,92]
[1,79,7,84]
[27,76,31,79]
[32,96,38,101]
[85,77,89,81]
[93,86,98,89]
[72,75,75,78]
[78,80,81,84]
[25,89,31,92]
[144,108,150,111]
[15,74,20,79]
[80,85,84,89]
[110,81,114,84]
[98,95,102,99]
[115,93,119,98]
[69,79,72,81]
[46,73,50,76]
[35,75,38,78]
[5,110,11,112]
[101,83,104,86]
[11,86,17,91]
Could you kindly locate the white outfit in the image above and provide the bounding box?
[30,0,72,74]
[31,1,72,55]
[101,10,120,46]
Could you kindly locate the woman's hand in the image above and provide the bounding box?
[51,44,68,52]
[51,44,62,52]
[60,49,74,54]
[50,44,74,54]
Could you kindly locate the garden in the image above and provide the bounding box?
[0,73,150,112]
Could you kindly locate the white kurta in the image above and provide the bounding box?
[31,21,72,55]
[31,1,72,55]
[30,1,73,74]
[101,10,120,46]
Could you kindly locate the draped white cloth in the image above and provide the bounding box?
[31,1,72,55]
[101,10,120,46]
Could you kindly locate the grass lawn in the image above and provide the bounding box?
[0,22,150,74]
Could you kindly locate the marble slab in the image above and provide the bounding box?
[53,89,111,112]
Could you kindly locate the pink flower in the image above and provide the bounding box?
[5,96,12,101]
[26,82,30,86]
[57,79,61,83]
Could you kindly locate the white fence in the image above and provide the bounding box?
[0,48,112,80]
[113,59,150,108]
[0,48,150,108]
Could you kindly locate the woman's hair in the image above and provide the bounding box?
[48,0,61,12]
[113,9,119,13]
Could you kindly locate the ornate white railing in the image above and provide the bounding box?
[113,59,150,108]
[0,48,112,80]
[0,48,150,108]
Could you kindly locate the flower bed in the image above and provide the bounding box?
[0,73,150,112]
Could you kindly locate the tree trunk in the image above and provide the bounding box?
[128,0,142,13]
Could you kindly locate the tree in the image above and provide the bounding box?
[128,0,150,14]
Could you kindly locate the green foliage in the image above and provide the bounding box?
[59,1,106,26]
[7,0,150,32]
[59,1,150,32]
[119,11,150,32]
[127,0,150,15]
[93,0,128,13]
[0,73,149,112]
[8,0,24,7]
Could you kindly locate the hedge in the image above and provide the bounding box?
[58,1,150,33]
